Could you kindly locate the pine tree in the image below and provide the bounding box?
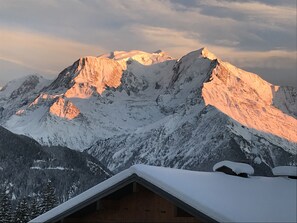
[29,197,40,221]
[0,190,12,223]
[13,198,30,223]
[39,181,57,214]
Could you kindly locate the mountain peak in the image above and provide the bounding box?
[49,97,80,120]
[175,47,217,68]
[0,74,49,99]
[98,49,174,66]
[66,57,123,97]
[46,56,123,98]
[99,50,149,60]
[202,59,297,143]
[198,47,217,60]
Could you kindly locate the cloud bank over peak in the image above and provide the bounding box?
[0,0,296,86]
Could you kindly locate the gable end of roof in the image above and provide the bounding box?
[39,173,218,223]
[42,174,139,223]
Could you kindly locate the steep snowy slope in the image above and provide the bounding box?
[202,60,297,143]
[1,48,296,174]
[273,86,297,118]
[47,57,123,97]
[87,49,297,173]
[0,75,51,122]
[4,50,176,149]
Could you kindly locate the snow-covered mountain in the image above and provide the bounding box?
[0,75,51,121]
[1,48,296,174]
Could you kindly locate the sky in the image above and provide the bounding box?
[0,0,296,87]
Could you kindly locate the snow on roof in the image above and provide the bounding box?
[213,160,254,175]
[30,164,297,223]
[272,166,297,177]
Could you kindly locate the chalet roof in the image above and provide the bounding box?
[272,165,297,177]
[30,164,297,223]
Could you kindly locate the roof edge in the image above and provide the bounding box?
[30,174,138,223]
[31,171,218,223]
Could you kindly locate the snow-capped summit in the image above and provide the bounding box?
[0,75,51,121]
[1,48,296,174]
[0,74,49,99]
[46,57,122,96]
[99,49,174,65]
[46,50,174,99]
[202,60,297,143]
[63,56,122,96]
[200,47,217,60]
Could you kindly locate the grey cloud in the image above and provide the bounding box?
[0,0,296,86]
[1,0,294,51]
[169,0,198,8]
[220,0,296,7]
[0,59,42,86]
[243,67,297,87]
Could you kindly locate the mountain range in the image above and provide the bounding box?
[0,47,296,176]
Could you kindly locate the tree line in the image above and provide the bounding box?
[0,181,57,223]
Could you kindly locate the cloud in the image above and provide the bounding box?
[0,56,39,72]
[0,28,106,79]
[128,24,296,86]
[130,24,296,67]
[0,59,41,85]
[129,25,202,57]
[1,0,294,51]
[0,0,295,86]
[198,0,295,25]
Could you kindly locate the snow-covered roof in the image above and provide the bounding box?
[213,160,254,175]
[272,166,297,177]
[30,164,296,223]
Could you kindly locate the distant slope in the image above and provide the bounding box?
[0,126,111,204]
[87,105,296,175]
[0,75,51,122]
